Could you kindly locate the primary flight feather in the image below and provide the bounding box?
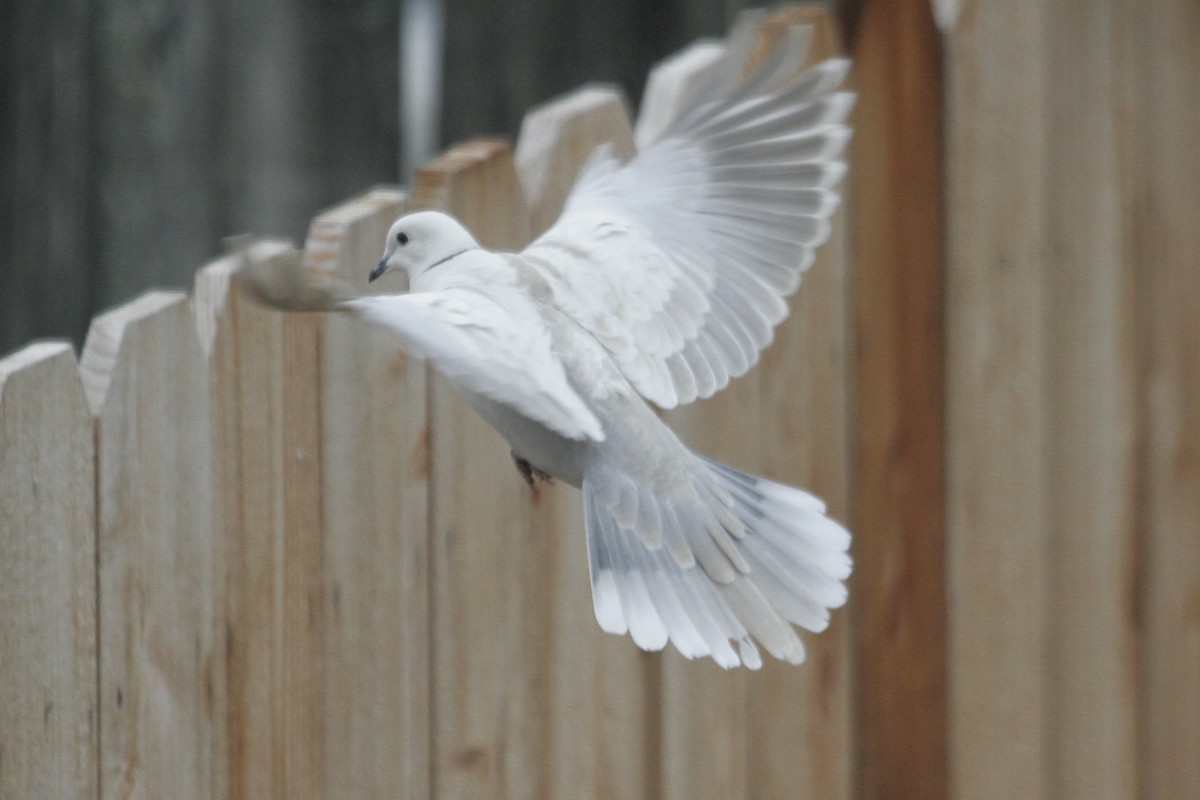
[346,23,853,668]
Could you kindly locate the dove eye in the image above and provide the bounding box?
[397,232,409,246]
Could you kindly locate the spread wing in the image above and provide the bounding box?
[520,25,852,408]
[344,291,604,442]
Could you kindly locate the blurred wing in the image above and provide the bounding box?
[521,26,852,408]
[345,292,604,441]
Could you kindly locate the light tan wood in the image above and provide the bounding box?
[848,1,949,797]
[1117,2,1200,796]
[649,23,748,800]
[1043,2,1139,797]
[514,85,636,238]
[412,140,552,800]
[194,243,324,800]
[80,291,217,800]
[944,2,1050,797]
[513,84,659,800]
[0,342,97,800]
[302,188,435,798]
[653,10,854,799]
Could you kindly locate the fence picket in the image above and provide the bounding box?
[410,140,553,800]
[303,189,435,798]
[513,84,660,800]
[848,2,948,797]
[944,3,1050,797]
[514,86,636,238]
[1123,2,1200,796]
[0,343,97,800]
[193,244,324,800]
[79,291,217,800]
[1043,2,1140,797]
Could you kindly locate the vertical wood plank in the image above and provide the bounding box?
[944,2,1050,797]
[194,244,323,800]
[303,189,434,799]
[845,1,948,797]
[0,343,97,800]
[410,140,551,800]
[80,291,216,800]
[648,24,745,795]
[513,87,659,800]
[1042,1,1139,797]
[1120,2,1200,796]
[654,8,854,799]
[746,11,852,799]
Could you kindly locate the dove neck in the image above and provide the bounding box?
[425,246,478,273]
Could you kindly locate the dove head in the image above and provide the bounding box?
[370,211,479,283]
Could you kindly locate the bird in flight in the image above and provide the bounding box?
[347,23,853,669]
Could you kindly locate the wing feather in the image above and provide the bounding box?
[521,28,852,407]
[344,291,604,442]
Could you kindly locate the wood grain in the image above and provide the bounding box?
[304,189,436,798]
[513,85,660,800]
[1043,1,1139,796]
[0,342,97,800]
[80,291,217,800]
[845,1,948,797]
[194,244,324,800]
[515,85,636,238]
[944,2,1050,796]
[654,8,854,799]
[1119,1,1200,796]
[412,140,553,800]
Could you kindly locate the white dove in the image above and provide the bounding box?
[347,26,853,669]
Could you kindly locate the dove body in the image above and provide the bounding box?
[345,27,855,668]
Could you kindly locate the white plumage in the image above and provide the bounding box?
[346,23,853,668]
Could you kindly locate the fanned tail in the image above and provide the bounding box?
[583,454,851,669]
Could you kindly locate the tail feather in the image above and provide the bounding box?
[583,455,851,669]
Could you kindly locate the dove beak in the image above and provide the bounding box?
[369,258,389,283]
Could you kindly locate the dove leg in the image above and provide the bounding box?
[511,450,554,487]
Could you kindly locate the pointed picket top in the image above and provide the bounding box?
[303,188,433,798]
[305,187,407,294]
[514,84,636,236]
[79,290,187,414]
[79,289,217,800]
[0,340,98,800]
[634,41,726,149]
[411,138,532,250]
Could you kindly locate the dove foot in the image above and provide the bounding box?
[511,451,554,487]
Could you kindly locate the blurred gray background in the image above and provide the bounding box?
[0,0,764,355]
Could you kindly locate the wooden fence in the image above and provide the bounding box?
[2,4,1198,799]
